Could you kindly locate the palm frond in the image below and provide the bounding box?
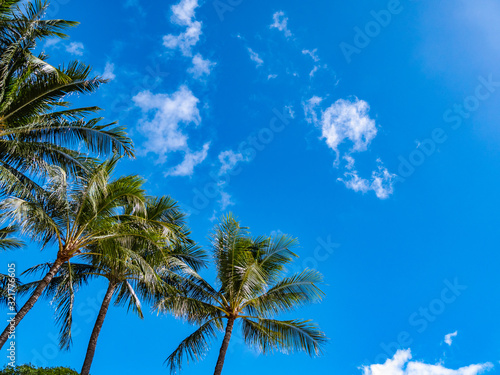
[242,318,327,356]
[0,225,23,250]
[242,269,324,317]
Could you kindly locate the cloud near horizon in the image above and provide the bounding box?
[362,349,493,375]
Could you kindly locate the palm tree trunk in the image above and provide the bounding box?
[0,258,64,349]
[213,316,236,375]
[80,281,116,375]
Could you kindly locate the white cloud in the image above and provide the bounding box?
[344,155,356,170]
[165,142,210,177]
[219,189,234,211]
[303,96,323,125]
[302,49,320,62]
[102,62,116,81]
[124,0,145,16]
[66,42,84,56]
[248,48,264,67]
[163,0,202,56]
[319,98,378,161]
[188,54,216,78]
[214,149,253,212]
[444,331,458,346]
[309,65,320,77]
[171,0,198,23]
[285,105,296,119]
[133,86,202,165]
[270,11,292,38]
[268,74,278,80]
[362,349,492,375]
[44,38,61,49]
[307,62,327,78]
[338,159,396,199]
[304,97,395,199]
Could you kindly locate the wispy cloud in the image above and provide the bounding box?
[44,37,61,49]
[302,48,320,62]
[218,189,234,211]
[444,331,458,346]
[338,158,396,199]
[163,0,202,56]
[165,142,210,177]
[133,86,207,175]
[362,349,492,375]
[309,65,320,77]
[66,41,84,56]
[124,0,146,16]
[218,150,249,175]
[270,11,292,38]
[248,48,264,67]
[102,62,116,81]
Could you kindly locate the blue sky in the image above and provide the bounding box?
[3,0,500,374]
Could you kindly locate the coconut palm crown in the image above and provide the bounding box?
[0,156,156,348]
[0,0,134,198]
[20,196,206,375]
[158,214,328,375]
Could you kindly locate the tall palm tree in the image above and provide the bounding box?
[79,240,205,375]
[0,157,152,348]
[0,0,134,198]
[22,197,206,375]
[157,215,327,375]
[77,196,205,375]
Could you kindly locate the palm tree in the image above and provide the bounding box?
[0,157,152,348]
[158,215,327,375]
[0,0,134,198]
[22,196,206,375]
[78,197,205,375]
[79,241,205,375]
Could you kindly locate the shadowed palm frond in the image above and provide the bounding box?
[0,0,133,199]
[166,318,223,373]
[0,226,23,251]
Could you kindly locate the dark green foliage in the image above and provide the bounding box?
[0,0,134,199]
[0,364,79,375]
